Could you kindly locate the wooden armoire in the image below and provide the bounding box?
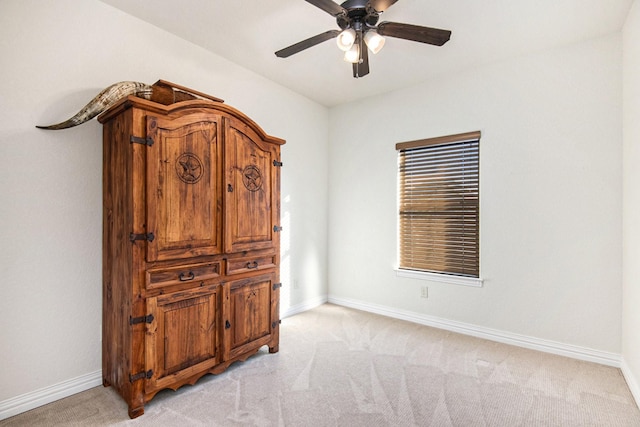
[99,80,284,418]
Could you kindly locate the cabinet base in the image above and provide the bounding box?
[111,346,276,419]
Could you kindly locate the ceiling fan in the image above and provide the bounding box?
[275,0,451,78]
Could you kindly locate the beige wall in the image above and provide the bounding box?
[328,34,623,353]
[623,0,640,404]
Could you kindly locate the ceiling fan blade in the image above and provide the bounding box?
[305,0,347,17]
[353,34,370,78]
[368,0,399,12]
[275,30,340,58]
[377,22,451,46]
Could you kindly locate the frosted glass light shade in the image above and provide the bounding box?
[336,28,356,51]
[364,30,385,54]
[343,43,360,63]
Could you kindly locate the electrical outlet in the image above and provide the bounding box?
[293,279,299,289]
[421,286,429,299]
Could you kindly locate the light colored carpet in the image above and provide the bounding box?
[2,303,639,426]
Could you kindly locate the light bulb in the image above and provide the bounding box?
[364,30,385,54]
[336,28,356,51]
[343,43,360,63]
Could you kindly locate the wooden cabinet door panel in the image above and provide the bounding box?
[146,113,223,262]
[225,274,275,359]
[224,119,279,253]
[145,284,221,393]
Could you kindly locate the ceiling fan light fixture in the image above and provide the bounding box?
[343,43,360,63]
[274,0,452,78]
[336,28,356,51]
[364,29,385,54]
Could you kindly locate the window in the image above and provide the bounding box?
[396,131,480,281]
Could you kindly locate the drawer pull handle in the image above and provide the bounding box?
[246,261,259,269]
[179,271,195,281]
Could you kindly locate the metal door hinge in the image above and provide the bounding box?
[273,160,283,167]
[272,319,281,329]
[129,314,154,325]
[273,283,282,290]
[129,370,153,383]
[130,232,155,243]
[130,135,154,146]
[273,226,282,232]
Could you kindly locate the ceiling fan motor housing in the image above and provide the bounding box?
[337,0,380,30]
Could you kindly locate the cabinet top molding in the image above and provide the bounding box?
[99,80,285,147]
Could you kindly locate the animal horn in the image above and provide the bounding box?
[36,81,153,130]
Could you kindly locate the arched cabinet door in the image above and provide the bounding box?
[223,116,281,254]
[145,112,223,262]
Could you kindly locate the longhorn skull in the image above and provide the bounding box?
[36,81,153,130]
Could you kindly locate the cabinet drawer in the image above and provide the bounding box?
[147,262,221,290]
[226,254,276,275]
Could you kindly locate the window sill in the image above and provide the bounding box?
[395,268,483,288]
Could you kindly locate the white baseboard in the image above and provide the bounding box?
[282,294,328,319]
[0,370,102,421]
[621,358,640,408]
[327,295,622,368]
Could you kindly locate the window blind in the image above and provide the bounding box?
[397,131,480,278]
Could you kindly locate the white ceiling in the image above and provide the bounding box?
[98,0,632,107]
